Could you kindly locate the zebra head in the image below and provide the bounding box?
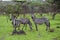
[10,15,17,21]
[31,15,36,19]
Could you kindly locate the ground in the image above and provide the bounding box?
[0,13,60,40]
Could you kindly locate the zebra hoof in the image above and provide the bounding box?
[12,30,17,35]
[17,30,26,35]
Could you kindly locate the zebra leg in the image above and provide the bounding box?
[35,23,38,31]
[45,22,48,31]
[13,25,17,32]
[18,24,20,30]
[45,22,50,31]
[48,22,50,30]
[22,24,25,30]
[25,24,27,30]
[12,25,17,35]
[29,22,32,31]
[14,27,17,31]
[52,13,56,20]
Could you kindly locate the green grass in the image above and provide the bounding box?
[0,14,60,40]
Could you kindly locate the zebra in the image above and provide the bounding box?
[10,15,32,31]
[31,15,50,31]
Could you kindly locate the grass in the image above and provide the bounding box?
[0,14,60,40]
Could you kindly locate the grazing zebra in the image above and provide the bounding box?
[10,15,32,31]
[31,15,50,31]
